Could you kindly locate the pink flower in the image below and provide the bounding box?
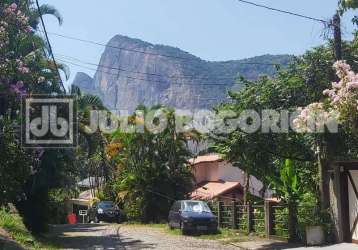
[9,3,17,11]
[347,81,358,89]
[16,60,30,74]
[25,26,32,33]
[10,81,26,95]
[301,109,309,118]
[333,96,341,104]
[323,89,334,96]
[18,66,29,74]
[332,82,342,89]
[18,14,29,25]
[4,3,17,14]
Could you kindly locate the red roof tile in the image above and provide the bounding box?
[188,154,223,165]
[78,189,94,200]
[190,181,242,200]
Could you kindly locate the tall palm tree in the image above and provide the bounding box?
[70,85,109,196]
[28,1,63,29]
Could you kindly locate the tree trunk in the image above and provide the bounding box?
[318,147,330,210]
[288,200,298,243]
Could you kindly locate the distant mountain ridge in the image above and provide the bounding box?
[73,34,292,111]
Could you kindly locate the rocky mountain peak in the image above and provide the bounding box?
[73,34,292,112]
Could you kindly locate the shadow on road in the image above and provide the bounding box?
[118,236,156,249]
[233,240,303,250]
[48,224,156,249]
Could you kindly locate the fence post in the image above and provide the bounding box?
[217,201,222,228]
[247,203,253,234]
[231,201,237,229]
[265,201,275,238]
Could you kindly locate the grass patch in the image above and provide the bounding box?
[123,223,260,244]
[0,208,59,249]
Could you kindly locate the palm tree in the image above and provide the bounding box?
[70,85,109,196]
[28,1,63,29]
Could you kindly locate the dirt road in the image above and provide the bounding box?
[49,224,238,250]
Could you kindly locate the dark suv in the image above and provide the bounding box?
[88,201,121,223]
[168,200,218,234]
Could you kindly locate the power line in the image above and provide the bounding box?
[236,0,328,24]
[56,53,239,81]
[56,57,237,87]
[35,0,66,92]
[43,31,281,66]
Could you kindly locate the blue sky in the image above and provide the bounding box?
[42,0,356,87]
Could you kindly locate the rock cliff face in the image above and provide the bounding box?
[73,35,291,111]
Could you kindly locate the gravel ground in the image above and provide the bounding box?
[50,224,238,250]
[49,224,358,250]
[117,225,237,250]
[50,224,122,249]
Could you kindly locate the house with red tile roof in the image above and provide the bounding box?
[189,154,272,203]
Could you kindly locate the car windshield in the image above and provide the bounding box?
[98,201,114,209]
[182,201,211,213]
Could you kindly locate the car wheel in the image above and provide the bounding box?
[180,223,188,235]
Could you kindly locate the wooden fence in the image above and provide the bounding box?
[208,201,315,241]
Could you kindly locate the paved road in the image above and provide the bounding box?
[50,224,238,250]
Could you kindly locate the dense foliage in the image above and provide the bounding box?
[0,0,107,233]
[105,107,193,222]
[2,0,358,245]
[211,30,358,240]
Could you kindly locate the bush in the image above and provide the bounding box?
[0,208,57,249]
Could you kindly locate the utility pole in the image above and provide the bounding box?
[319,11,343,211]
[333,12,343,61]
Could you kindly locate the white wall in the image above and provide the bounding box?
[193,162,219,183]
[193,161,271,198]
[217,161,266,197]
[348,170,358,241]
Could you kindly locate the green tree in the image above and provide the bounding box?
[270,159,300,242]
[108,107,193,222]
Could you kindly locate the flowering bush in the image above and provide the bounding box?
[0,2,50,99]
[293,103,339,133]
[322,61,358,128]
[0,2,50,207]
[293,60,358,133]
[0,2,31,96]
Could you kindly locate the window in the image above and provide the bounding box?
[98,201,114,209]
[183,201,211,213]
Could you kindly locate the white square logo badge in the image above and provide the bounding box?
[21,96,78,148]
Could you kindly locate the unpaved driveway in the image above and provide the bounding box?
[49,224,238,250]
[50,224,121,249]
